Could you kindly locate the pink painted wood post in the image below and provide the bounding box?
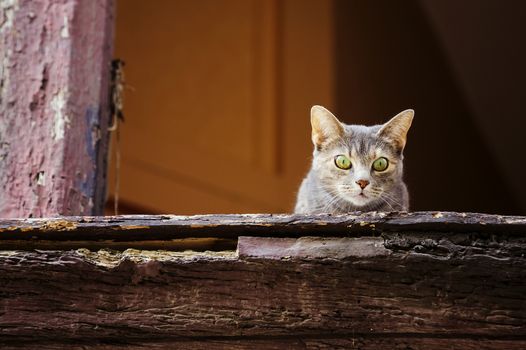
[0,0,115,217]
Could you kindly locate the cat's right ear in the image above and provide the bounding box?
[311,105,344,150]
[377,109,414,151]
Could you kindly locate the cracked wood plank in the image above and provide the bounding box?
[0,212,524,245]
[0,223,525,348]
[0,0,114,217]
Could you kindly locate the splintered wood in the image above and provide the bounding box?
[0,212,524,349]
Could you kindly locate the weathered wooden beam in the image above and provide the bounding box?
[0,212,525,349]
[0,338,525,350]
[0,0,114,217]
[0,237,524,347]
[0,212,524,245]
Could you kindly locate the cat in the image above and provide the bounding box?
[294,106,413,214]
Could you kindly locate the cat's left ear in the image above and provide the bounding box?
[311,105,344,150]
[377,109,414,151]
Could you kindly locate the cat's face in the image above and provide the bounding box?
[310,106,413,210]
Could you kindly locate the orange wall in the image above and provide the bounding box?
[109,0,334,214]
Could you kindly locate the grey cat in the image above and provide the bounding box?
[295,106,414,214]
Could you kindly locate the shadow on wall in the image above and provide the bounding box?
[334,0,525,215]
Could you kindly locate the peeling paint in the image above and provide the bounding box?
[0,0,18,103]
[40,220,77,231]
[60,14,69,38]
[0,140,9,161]
[77,175,95,206]
[0,225,32,232]
[50,90,70,140]
[0,0,17,32]
[0,226,31,233]
[35,171,45,186]
[0,0,115,218]
[85,107,100,161]
[75,248,237,269]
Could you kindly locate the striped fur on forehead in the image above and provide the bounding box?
[331,124,402,161]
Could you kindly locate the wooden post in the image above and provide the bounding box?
[0,0,115,217]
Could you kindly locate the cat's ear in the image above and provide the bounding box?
[377,109,414,151]
[311,105,344,150]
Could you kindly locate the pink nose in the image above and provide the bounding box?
[356,179,369,189]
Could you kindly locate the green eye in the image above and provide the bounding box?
[334,155,352,170]
[372,157,389,172]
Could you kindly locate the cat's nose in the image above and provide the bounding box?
[356,179,370,189]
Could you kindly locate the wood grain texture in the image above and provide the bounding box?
[0,211,524,243]
[1,338,525,350]
[0,0,114,217]
[0,211,525,349]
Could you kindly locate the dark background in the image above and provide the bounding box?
[334,0,526,214]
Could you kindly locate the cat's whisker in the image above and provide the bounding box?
[310,187,347,213]
[328,193,348,211]
[320,194,345,213]
[379,192,404,210]
[380,191,404,205]
[379,197,397,212]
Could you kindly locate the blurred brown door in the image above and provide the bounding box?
[111,0,334,214]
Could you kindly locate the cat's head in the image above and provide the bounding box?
[310,105,413,209]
